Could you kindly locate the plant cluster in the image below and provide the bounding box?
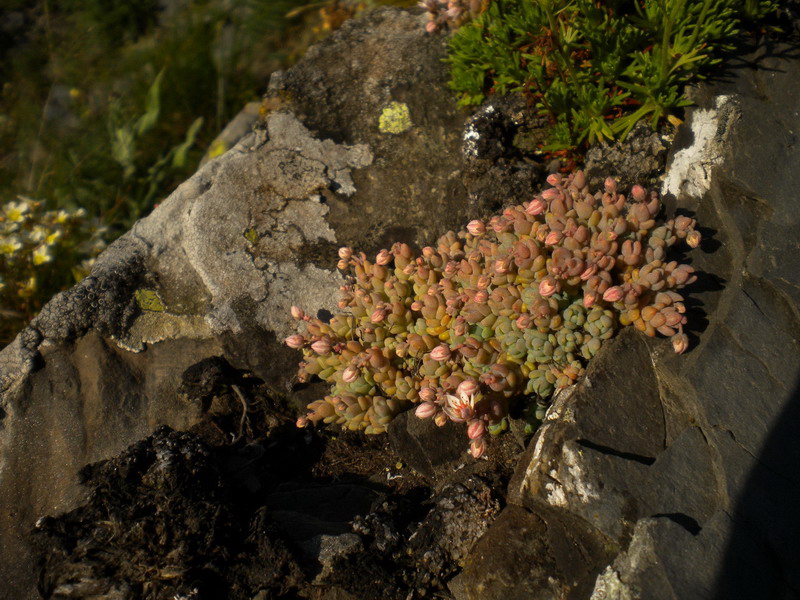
[446,0,778,150]
[287,173,700,457]
[0,197,105,342]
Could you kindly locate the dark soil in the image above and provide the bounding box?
[33,356,524,600]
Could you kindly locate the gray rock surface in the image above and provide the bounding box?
[458,38,800,600]
[0,9,482,596]
[2,7,800,600]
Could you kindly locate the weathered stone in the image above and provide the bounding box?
[0,9,482,596]
[584,121,671,190]
[269,8,480,252]
[387,408,470,483]
[459,502,616,600]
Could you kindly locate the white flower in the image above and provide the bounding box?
[4,200,30,223]
[32,244,53,266]
[0,236,22,255]
[443,389,476,423]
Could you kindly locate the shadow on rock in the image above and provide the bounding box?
[711,374,800,600]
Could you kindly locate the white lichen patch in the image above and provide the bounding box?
[590,566,633,600]
[258,262,342,341]
[562,444,601,504]
[545,482,568,507]
[662,95,735,200]
[462,104,496,158]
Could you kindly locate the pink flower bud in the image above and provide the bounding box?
[469,438,486,459]
[477,275,491,290]
[419,387,436,402]
[338,246,353,260]
[415,401,438,419]
[430,344,451,362]
[457,379,480,397]
[425,20,438,33]
[539,277,557,298]
[604,177,617,193]
[337,259,349,270]
[434,412,448,427]
[376,249,392,265]
[410,300,423,311]
[546,173,562,186]
[495,259,510,274]
[603,286,624,302]
[285,334,304,349]
[515,314,531,329]
[311,339,331,354]
[545,231,561,246]
[580,264,597,281]
[671,333,689,354]
[371,308,386,323]
[467,419,486,440]
[291,306,305,320]
[583,292,597,308]
[467,220,485,236]
[342,366,359,383]
[631,185,647,203]
[474,290,488,303]
[542,187,561,201]
[526,197,546,216]
[489,216,507,234]
[296,416,309,428]
[686,230,701,248]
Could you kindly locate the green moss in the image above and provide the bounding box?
[378,101,413,134]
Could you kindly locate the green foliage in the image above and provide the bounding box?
[447,0,778,151]
[0,0,321,233]
[288,173,700,456]
[0,196,105,343]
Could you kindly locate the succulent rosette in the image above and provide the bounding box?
[287,172,700,456]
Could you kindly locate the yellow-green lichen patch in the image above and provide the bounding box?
[244,228,259,245]
[135,288,166,312]
[379,101,412,134]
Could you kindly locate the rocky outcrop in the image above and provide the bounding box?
[0,9,516,597]
[2,6,800,600]
[454,38,800,600]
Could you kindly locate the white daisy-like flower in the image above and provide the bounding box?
[0,236,22,255]
[4,200,30,223]
[28,225,48,243]
[32,244,53,266]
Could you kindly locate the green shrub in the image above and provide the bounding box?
[447,0,778,151]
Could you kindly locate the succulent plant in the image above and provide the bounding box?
[287,172,699,457]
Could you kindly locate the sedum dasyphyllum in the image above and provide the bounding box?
[287,172,699,458]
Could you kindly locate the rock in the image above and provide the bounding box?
[387,408,470,483]
[583,121,670,190]
[458,501,616,600]
[0,9,483,596]
[471,35,800,600]
[269,8,485,252]
[460,97,549,212]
